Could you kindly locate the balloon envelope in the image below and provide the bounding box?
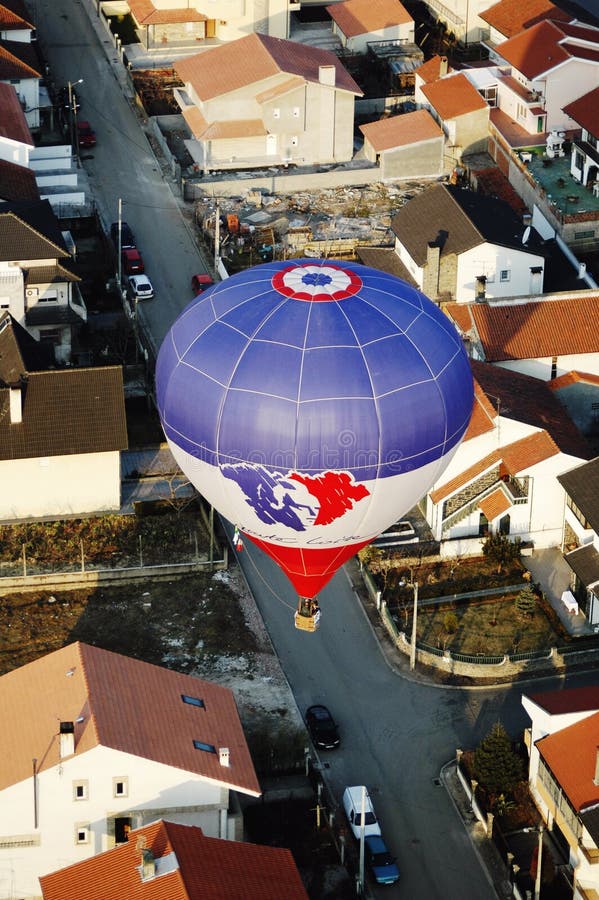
[156,260,473,597]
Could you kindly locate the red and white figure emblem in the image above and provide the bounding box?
[272,263,362,302]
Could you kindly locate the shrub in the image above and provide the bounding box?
[443,611,459,634]
[474,722,524,797]
[515,585,537,618]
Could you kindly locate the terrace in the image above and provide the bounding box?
[516,146,599,219]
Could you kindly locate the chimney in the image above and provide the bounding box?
[422,242,441,300]
[578,262,587,279]
[318,65,336,86]
[59,721,75,758]
[594,748,599,786]
[475,275,486,301]
[9,386,22,424]
[219,747,230,767]
[439,56,448,76]
[141,848,156,880]
[522,213,532,227]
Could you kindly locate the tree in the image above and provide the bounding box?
[473,722,524,797]
[482,533,521,573]
[515,585,537,619]
[443,611,458,634]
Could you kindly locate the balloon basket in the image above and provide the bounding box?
[294,597,321,632]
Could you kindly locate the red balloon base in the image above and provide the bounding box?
[246,535,371,598]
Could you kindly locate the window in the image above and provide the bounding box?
[113,777,128,798]
[292,106,300,118]
[73,780,88,801]
[574,230,595,241]
[182,694,204,708]
[291,136,298,147]
[75,824,90,844]
[500,270,510,282]
[551,356,557,379]
[193,739,216,753]
[273,108,280,119]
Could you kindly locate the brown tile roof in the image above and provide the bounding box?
[175,33,362,102]
[0,81,32,146]
[480,0,570,38]
[40,820,308,899]
[560,41,599,63]
[355,246,418,285]
[528,685,599,716]
[0,38,40,79]
[127,0,206,25]
[470,358,593,459]
[415,54,451,83]
[0,156,38,201]
[479,486,512,520]
[495,20,570,78]
[421,72,488,120]
[558,456,599,534]
[0,310,25,384]
[359,108,442,150]
[0,0,33,30]
[536,711,599,812]
[0,367,128,460]
[563,87,599,136]
[0,202,68,261]
[0,643,260,796]
[465,295,599,361]
[430,430,559,503]
[201,119,268,140]
[489,105,545,149]
[181,105,208,139]
[326,0,412,37]
[25,262,79,284]
[255,75,305,103]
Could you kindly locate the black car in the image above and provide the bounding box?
[306,704,340,750]
[110,221,136,250]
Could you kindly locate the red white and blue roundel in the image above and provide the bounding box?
[156,260,474,598]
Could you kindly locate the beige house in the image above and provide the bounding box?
[327,0,414,54]
[174,33,362,172]
[420,72,489,162]
[359,108,443,180]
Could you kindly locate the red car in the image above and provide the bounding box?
[122,248,144,275]
[77,121,96,148]
[191,273,214,295]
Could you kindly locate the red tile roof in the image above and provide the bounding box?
[40,820,308,899]
[326,0,412,37]
[359,108,442,150]
[0,157,39,201]
[496,19,574,78]
[0,642,260,796]
[127,0,206,25]
[430,430,559,503]
[528,685,599,716]
[469,165,528,217]
[175,33,362,102]
[463,295,599,361]
[563,86,599,135]
[464,380,496,440]
[549,370,599,390]
[536,711,599,812]
[0,38,40,79]
[0,0,33,30]
[0,82,32,146]
[421,73,488,119]
[479,486,512,520]
[480,0,570,39]
[415,54,451,83]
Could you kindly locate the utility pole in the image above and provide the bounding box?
[67,79,83,162]
[117,197,123,291]
[358,786,366,896]
[534,826,544,900]
[214,198,220,275]
[410,581,419,671]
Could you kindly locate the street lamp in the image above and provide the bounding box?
[67,79,83,164]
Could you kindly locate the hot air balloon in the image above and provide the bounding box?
[156,260,473,631]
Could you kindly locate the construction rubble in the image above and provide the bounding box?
[195,181,430,261]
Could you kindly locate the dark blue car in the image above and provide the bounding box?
[365,834,400,885]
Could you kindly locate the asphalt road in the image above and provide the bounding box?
[34,0,207,358]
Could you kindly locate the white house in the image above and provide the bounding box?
[0,312,128,519]
[326,0,414,54]
[390,183,545,303]
[419,72,490,162]
[479,0,571,50]
[0,0,35,43]
[359,108,444,180]
[557,456,599,626]
[0,642,261,899]
[563,86,599,191]
[426,359,593,555]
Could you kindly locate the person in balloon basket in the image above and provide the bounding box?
[296,597,321,625]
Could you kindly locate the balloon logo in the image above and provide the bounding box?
[156,260,473,621]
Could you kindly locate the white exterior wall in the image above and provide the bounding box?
[343,22,414,54]
[522,695,598,787]
[11,78,39,130]
[543,61,599,133]
[193,0,290,39]
[393,235,423,284]
[0,451,121,520]
[0,134,31,166]
[0,745,229,899]
[0,28,32,42]
[456,242,545,302]
[494,354,599,382]
[0,264,24,320]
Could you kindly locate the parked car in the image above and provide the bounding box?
[121,248,144,275]
[342,786,381,840]
[110,222,136,250]
[77,121,96,147]
[305,705,340,750]
[128,275,154,300]
[191,273,214,295]
[364,835,400,885]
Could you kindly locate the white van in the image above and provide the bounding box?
[342,786,382,840]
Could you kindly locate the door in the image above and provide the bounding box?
[266,133,277,156]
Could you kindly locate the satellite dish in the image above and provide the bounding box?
[522,226,531,245]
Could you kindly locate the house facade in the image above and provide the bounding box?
[390,183,545,302]
[558,457,599,627]
[563,87,599,192]
[0,643,260,899]
[420,72,490,162]
[174,33,361,172]
[359,108,444,180]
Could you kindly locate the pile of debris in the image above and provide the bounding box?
[195,182,429,260]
